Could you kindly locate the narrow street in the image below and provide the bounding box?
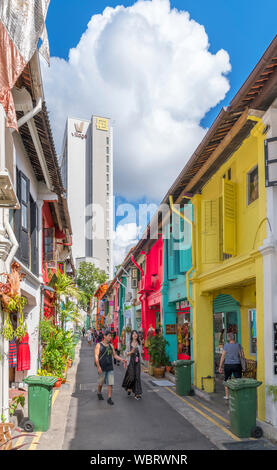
[62,338,215,450]
[18,336,277,453]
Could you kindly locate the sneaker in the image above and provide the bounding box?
[134,395,141,400]
[107,397,114,405]
[223,396,229,400]
[97,393,104,400]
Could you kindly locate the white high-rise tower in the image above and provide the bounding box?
[60,115,113,279]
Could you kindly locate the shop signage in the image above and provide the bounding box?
[71,122,87,140]
[176,300,190,314]
[166,324,177,335]
[96,117,108,131]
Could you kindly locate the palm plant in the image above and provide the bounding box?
[60,299,82,330]
[48,270,82,325]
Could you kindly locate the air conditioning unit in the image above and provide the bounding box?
[131,278,138,289]
[0,170,19,208]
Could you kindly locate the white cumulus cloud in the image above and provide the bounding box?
[113,222,142,268]
[41,0,231,203]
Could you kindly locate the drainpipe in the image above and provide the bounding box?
[131,255,144,276]
[16,98,42,129]
[169,195,195,308]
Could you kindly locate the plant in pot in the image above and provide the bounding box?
[148,333,169,378]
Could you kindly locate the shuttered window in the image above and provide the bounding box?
[201,199,220,263]
[222,179,236,256]
[30,196,39,276]
[14,169,31,268]
[179,204,193,272]
[43,227,56,264]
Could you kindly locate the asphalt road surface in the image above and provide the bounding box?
[62,338,215,450]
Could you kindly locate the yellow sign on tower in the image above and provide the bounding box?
[96,117,108,131]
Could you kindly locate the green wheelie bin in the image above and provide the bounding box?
[23,375,57,432]
[224,378,263,438]
[173,360,194,396]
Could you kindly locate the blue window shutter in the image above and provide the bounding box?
[179,204,193,272]
[168,233,175,280]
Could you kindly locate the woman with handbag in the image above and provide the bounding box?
[219,332,245,400]
[122,330,143,400]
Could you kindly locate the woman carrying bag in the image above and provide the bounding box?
[122,330,143,400]
[219,332,245,400]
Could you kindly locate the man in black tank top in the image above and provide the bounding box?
[94,329,126,405]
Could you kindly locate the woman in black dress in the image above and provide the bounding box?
[122,330,143,400]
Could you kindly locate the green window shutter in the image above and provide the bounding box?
[223,179,236,256]
[202,199,220,263]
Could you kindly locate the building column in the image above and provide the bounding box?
[0,208,17,421]
[192,284,214,393]
[259,238,277,424]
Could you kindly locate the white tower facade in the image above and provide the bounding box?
[60,115,113,279]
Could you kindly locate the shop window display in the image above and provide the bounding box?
[177,312,191,359]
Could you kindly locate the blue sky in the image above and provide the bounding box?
[44,0,277,248]
[46,0,277,129]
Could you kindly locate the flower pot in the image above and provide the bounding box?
[0,422,14,450]
[153,366,165,378]
[54,378,62,388]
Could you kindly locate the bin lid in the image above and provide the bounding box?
[172,360,194,367]
[224,378,262,390]
[23,375,57,387]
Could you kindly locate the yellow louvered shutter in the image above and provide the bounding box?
[223,179,236,256]
[201,199,220,263]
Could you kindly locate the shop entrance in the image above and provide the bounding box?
[176,303,191,360]
[213,294,241,376]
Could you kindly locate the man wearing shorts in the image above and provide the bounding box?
[94,329,126,405]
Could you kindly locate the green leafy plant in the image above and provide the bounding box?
[9,394,25,417]
[39,319,74,378]
[148,334,169,368]
[1,313,14,341]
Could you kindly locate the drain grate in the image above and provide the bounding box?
[150,380,175,387]
[222,439,277,450]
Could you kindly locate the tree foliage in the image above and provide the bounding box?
[76,262,107,310]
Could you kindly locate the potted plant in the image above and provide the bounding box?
[148,333,169,378]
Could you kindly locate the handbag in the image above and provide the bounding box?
[239,344,246,372]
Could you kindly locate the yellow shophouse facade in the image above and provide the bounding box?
[191,116,266,420]
[162,35,277,426]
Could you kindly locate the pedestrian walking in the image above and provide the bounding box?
[122,330,143,400]
[82,327,85,337]
[94,329,126,405]
[87,328,93,346]
[93,329,96,343]
[219,332,245,400]
[112,331,120,366]
[98,330,103,343]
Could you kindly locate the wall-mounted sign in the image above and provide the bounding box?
[166,324,176,335]
[96,117,108,131]
[71,121,87,140]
